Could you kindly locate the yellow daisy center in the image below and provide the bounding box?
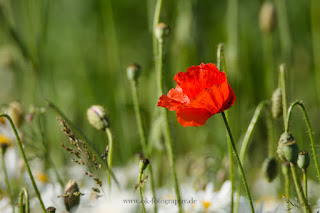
[36,173,49,183]
[0,134,12,149]
[202,200,211,210]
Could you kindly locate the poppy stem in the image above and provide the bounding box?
[139,172,147,213]
[157,38,183,213]
[282,163,291,212]
[286,101,320,183]
[290,163,311,213]
[279,64,288,132]
[217,43,234,213]
[106,128,113,190]
[19,188,30,213]
[1,147,15,213]
[0,114,46,213]
[221,112,255,213]
[303,169,308,200]
[235,100,269,212]
[130,81,158,212]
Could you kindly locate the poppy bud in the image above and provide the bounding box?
[127,63,141,82]
[262,157,278,182]
[8,101,24,128]
[46,206,56,213]
[139,157,149,173]
[259,1,277,34]
[277,132,299,164]
[155,23,170,42]
[297,150,310,170]
[87,105,110,131]
[271,88,282,119]
[64,180,81,212]
[281,162,290,176]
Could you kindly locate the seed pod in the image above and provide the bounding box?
[64,180,81,212]
[271,88,282,119]
[87,105,110,130]
[155,23,170,42]
[262,157,278,182]
[127,63,141,82]
[139,157,149,173]
[297,150,310,170]
[259,1,277,34]
[277,132,299,164]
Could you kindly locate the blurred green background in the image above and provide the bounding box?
[1,0,320,195]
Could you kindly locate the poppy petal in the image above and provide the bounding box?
[188,77,235,114]
[174,63,226,99]
[176,108,212,127]
[157,86,190,111]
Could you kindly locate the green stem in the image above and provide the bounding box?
[157,39,183,213]
[303,169,308,200]
[1,148,15,213]
[0,114,46,212]
[235,101,269,212]
[139,172,147,213]
[130,81,157,212]
[290,163,311,213]
[286,101,320,182]
[217,43,233,213]
[279,65,288,132]
[282,163,290,212]
[221,112,255,213]
[239,101,270,163]
[19,188,30,213]
[47,101,120,188]
[153,0,163,60]
[106,128,113,189]
[267,112,274,157]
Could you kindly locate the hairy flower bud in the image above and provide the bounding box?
[64,180,80,212]
[8,101,24,128]
[139,157,149,173]
[127,63,141,82]
[277,132,299,164]
[271,88,282,119]
[297,150,310,170]
[259,1,277,34]
[155,23,170,42]
[262,157,278,182]
[87,105,110,130]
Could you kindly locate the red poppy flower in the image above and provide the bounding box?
[157,63,236,127]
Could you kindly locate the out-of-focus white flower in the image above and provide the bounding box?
[0,197,11,213]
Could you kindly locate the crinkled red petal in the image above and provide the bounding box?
[187,73,235,114]
[157,86,190,111]
[174,63,225,99]
[176,108,212,127]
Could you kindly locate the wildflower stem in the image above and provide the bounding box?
[47,101,120,188]
[19,188,30,213]
[221,112,255,213]
[1,148,15,213]
[286,101,320,182]
[217,43,234,213]
[106,128,113,189]
[153,0,163,60]
[279,65,288,132]
[0,114,46,212]
[157,39,183,213]
[290,163,311,213]
[139,172,147,213]
[130,81,158,212]
[282,163,291,212]
[303,169,308,200]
